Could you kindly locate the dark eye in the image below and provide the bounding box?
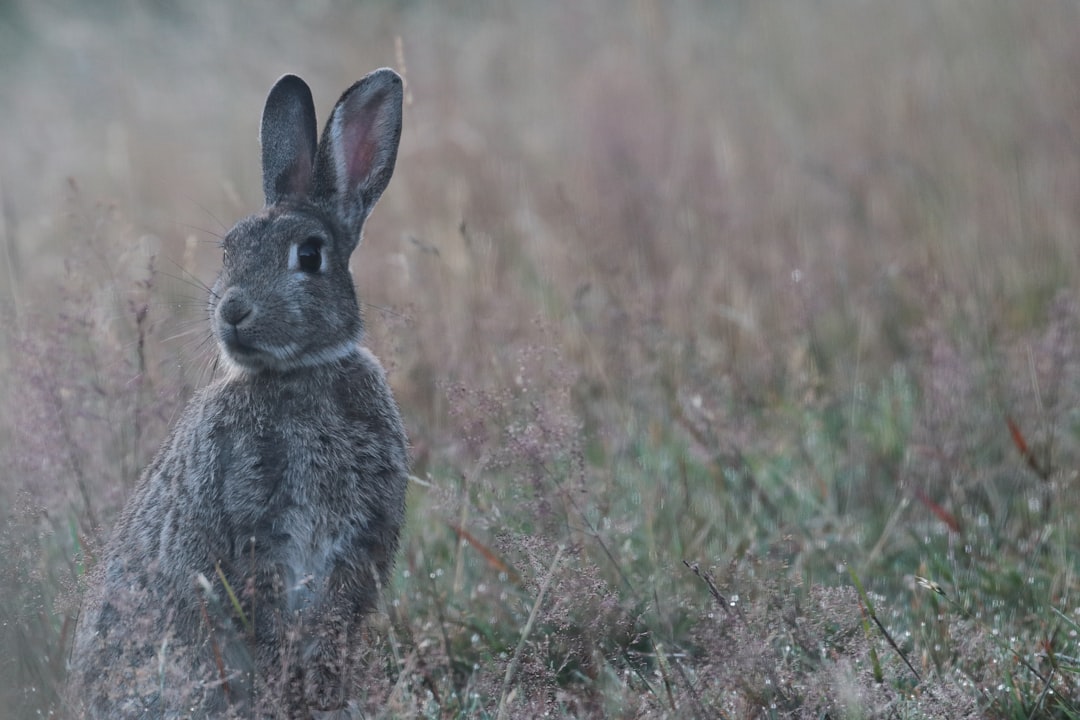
[296,237,322,274]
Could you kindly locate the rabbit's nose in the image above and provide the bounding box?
[219,289,254,326]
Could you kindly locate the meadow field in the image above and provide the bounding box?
[2,1,1080,717]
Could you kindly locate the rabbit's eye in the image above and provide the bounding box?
[296,237,323,274]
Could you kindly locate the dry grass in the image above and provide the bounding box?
[3,0,1080,717]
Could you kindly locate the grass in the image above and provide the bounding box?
[3,0,1080,717]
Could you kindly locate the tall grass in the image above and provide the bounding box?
[3,0,1080,716]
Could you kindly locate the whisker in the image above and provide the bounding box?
[197,352,222,389]
[179,223,225,242]
[145,295,206,307]
[181,195,230,234]
[161,258,213,290]
[361,300,412,323]
[161,326,209,345]
[158,263,217,301]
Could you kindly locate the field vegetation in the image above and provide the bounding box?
[2,1,1080,717]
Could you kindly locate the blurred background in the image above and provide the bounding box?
[2,1,1080,717]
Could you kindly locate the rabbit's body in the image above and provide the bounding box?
[68,70,408,718]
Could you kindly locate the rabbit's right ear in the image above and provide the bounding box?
[260,75,318,205]
[311,68,403,253]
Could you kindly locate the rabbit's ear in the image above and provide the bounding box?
[312,68,403,251]
[261,75,318,205]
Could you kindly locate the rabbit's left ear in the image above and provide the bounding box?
[313,68,403,252]
[261,75,318,205]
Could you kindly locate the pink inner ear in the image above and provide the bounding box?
[285,156,313,196]
[340,102,381,190]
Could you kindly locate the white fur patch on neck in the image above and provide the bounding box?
[220,337,361,374]
[294,339,361,369]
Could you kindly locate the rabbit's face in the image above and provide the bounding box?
[211,204,361,374]
[207,68,402,375]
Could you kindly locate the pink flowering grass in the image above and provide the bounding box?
[3,1,1080,717]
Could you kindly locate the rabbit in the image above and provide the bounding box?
[67,69,409,719]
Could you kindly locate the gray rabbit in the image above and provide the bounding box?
[67,69,409,719]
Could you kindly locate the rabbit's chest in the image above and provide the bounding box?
[219,423,367,611]
[253,481,355,614]
[277,518,343,613]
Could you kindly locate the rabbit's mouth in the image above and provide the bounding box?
[219,325,282,370]
[225,339,265,364]
[219,325,360,372]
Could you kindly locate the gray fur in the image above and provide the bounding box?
[261,74,318,205]
[67,69,408,719]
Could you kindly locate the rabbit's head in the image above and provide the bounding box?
[211,70,403,374]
